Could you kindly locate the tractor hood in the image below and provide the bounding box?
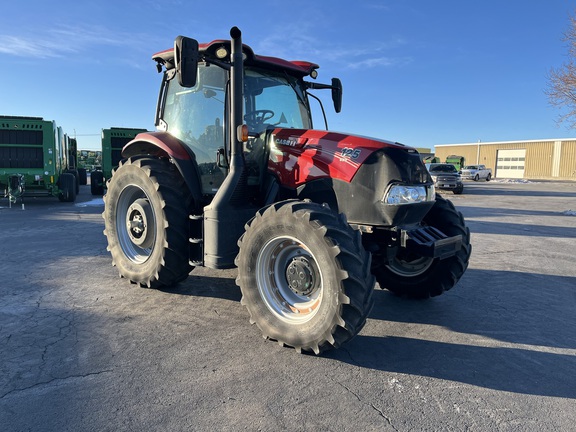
[267,128,424,188]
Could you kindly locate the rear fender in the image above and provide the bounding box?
[122,131,203,205]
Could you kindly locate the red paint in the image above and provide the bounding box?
[122,132,191,161]
[152,41,318,76]
[268,129,411,188]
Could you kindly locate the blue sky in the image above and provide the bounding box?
[1,0,574,150]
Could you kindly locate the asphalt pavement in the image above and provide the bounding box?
[1,179,575,431]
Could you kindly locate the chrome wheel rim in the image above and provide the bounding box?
[116,185,156,264]
[256,236,323,323]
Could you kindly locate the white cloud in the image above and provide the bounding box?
[347,56,413,70]
[253,24,410,71]
[255,27,325,60]
[0,25,142,59]
[0,35,66,58]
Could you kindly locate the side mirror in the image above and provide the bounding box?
[174,36,199,88]
[331,78,343,113]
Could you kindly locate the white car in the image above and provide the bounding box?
[461,164,492,181]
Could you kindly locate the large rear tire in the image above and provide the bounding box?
[236,200,374,354]
[373,195,471,298]
[103,157,193,288]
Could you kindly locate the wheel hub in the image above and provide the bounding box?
[285,256,317,296]
[126,198,154,249]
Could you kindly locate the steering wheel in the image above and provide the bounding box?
[244,109,275,124]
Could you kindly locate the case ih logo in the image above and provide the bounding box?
[275,137,299,147]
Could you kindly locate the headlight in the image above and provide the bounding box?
[384,184,435,205]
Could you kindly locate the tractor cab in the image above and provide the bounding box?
[151,36,340,202]
[157,63,313,196]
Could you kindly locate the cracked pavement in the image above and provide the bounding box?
[1,181,575,431]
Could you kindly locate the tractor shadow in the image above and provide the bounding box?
[159,266,576,399]
[325,267,576,399]
[159,273,242,302]
[326,333,576,398]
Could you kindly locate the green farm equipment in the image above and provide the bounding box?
[0,115,78,206]
[91,127,147,195]
[423,156,441,164]
[445,155,465,171]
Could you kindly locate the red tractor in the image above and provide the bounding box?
[103,27,471,354]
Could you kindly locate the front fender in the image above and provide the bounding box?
[122,131,203,205]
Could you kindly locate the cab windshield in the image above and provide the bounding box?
[161,64,311,194]
[244,69,311,133]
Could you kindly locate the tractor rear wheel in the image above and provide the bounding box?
[373,195,471,298]
[103,157,193,288]
[236,200,374,354]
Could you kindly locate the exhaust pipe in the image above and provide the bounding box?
[203,27,255,269]
[229,26,244,162]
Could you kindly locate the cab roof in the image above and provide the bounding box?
[152,39,319,78]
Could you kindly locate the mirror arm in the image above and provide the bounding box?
[204,58,231,71]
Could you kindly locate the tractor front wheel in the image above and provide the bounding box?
[236,200,374,354]
[373,195,471,298]
[103,157,193,288]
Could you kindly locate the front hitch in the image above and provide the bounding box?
[401,226,462,260]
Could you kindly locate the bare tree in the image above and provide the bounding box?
[547,13,576,128]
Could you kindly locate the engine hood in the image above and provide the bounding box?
[267,128,418,188]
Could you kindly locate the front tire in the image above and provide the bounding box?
[103,157,193,288]
[373,195,471,298]
[236,200,374,354]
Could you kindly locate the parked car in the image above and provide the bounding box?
[461,164,492,181]
[427,163,464,194]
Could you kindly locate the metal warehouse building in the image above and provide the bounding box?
[434,138,576,180]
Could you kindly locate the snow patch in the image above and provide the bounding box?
[491,178,533,183]
[75,198,104,207]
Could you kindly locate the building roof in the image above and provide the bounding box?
[435,138,576,147]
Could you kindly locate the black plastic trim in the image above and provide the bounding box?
[296,147,435,227]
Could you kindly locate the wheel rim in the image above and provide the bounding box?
[116,185,156,263]
[256,236,323,323]
[386,254,434,277]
